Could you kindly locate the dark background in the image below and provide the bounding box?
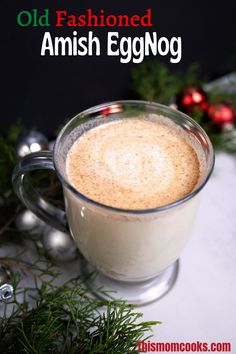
[2,0,236,136]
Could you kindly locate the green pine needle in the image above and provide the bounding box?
[131,60,202,104]
[0,272,160,353]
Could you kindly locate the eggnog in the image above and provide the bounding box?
[64,115,204,281]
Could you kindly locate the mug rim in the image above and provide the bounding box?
[53,100,215,215]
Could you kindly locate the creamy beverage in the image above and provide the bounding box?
[64,114,205,281]
[67,116,201,209]
[13,100,214,303]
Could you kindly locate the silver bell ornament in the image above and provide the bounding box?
[42,227,78,262]
[0,266,14,302]
[16,131,48,158]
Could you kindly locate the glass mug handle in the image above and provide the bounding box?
[12,151,68,232]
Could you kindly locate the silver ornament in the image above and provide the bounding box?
[15,209,45,247]
[0,284,14,302]
[42,227,78,262]
[15,209,44,232]
[16,131,48,157]
[0,266,13,302]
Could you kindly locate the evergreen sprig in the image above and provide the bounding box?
[0,269,159,353]
[131,61,202,104]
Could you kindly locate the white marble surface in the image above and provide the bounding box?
[141,152,236,349]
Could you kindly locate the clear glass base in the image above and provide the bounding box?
[81,259,179,305]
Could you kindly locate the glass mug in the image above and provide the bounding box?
[12,101,214,305]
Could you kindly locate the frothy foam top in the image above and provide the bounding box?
[66,115,201,209]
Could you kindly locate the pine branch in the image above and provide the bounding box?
[131,60,202,104]
[0,267,160,353]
